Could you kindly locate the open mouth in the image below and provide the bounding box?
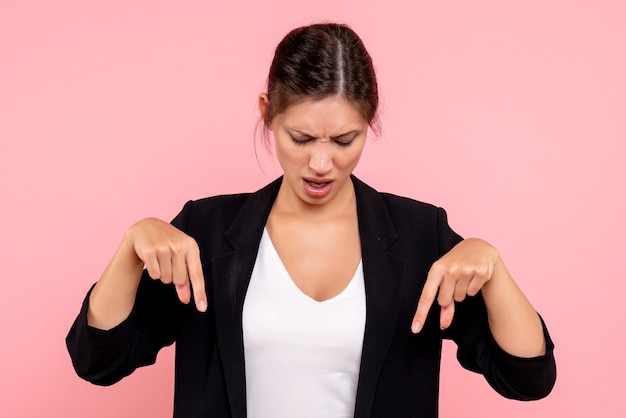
[302,178,333,198]
[306,180,329,188]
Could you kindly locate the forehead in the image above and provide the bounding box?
[276,96,368,134]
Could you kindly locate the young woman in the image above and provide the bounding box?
[67,23,556,417]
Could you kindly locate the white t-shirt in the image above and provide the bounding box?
[242,229,366,418]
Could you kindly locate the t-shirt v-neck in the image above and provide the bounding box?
[242,228,366,417]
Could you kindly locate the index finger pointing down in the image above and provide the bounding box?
[411,268,443,333]
[186,251,207,312]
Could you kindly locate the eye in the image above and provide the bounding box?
[334,139,354,147]
[289,133,311,146]
[334,134,358,147]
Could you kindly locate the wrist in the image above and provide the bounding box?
[480,253,509,299]
[114,230,145,275]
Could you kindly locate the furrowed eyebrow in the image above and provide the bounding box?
[289,129,360,140]
[289,129,315,139]
[330,130,360,140]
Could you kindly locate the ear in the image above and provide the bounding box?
[258,93,271,131]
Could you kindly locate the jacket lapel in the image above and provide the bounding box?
[352,176,407,417]
[211,178,282,418]
[209,176,406,417]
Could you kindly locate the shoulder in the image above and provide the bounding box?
[379,192,439,217]
[171,178,282,237]
[353,176,442,225]
[186,192,252,216]
[174,192,251,223]
[352,176,462,253]
[378,192,449,244]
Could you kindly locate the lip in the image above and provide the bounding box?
[302,177,334,199]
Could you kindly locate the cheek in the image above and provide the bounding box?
[275,143,305,170]
[337,149,364,169]
[274,138,290,161]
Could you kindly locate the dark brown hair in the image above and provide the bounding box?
[261,23,380,141]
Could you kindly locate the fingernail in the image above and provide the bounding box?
[411,322,421,334]
[198,300,207,312]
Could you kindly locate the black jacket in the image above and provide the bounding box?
[67,176,556,417]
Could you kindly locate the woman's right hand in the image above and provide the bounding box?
[127,218,207,312]
[87,218,206,330]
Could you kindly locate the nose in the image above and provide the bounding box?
[308,141,333,175]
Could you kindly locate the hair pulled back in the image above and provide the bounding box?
[263,23,379,136]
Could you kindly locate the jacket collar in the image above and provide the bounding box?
[352,175,399,250]
[213,175,406,418]
[223,175,399,249]
[224,177,283,248]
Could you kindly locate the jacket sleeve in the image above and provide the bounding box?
[65,201,195,385]
[436,207,557,400]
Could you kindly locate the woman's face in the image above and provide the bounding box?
[264,96,369,209]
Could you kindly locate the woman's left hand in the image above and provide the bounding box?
[411,238,499,333]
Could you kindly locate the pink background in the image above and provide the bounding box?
[1,1,624,416]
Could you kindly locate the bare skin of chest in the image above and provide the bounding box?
[266,213,361,302]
